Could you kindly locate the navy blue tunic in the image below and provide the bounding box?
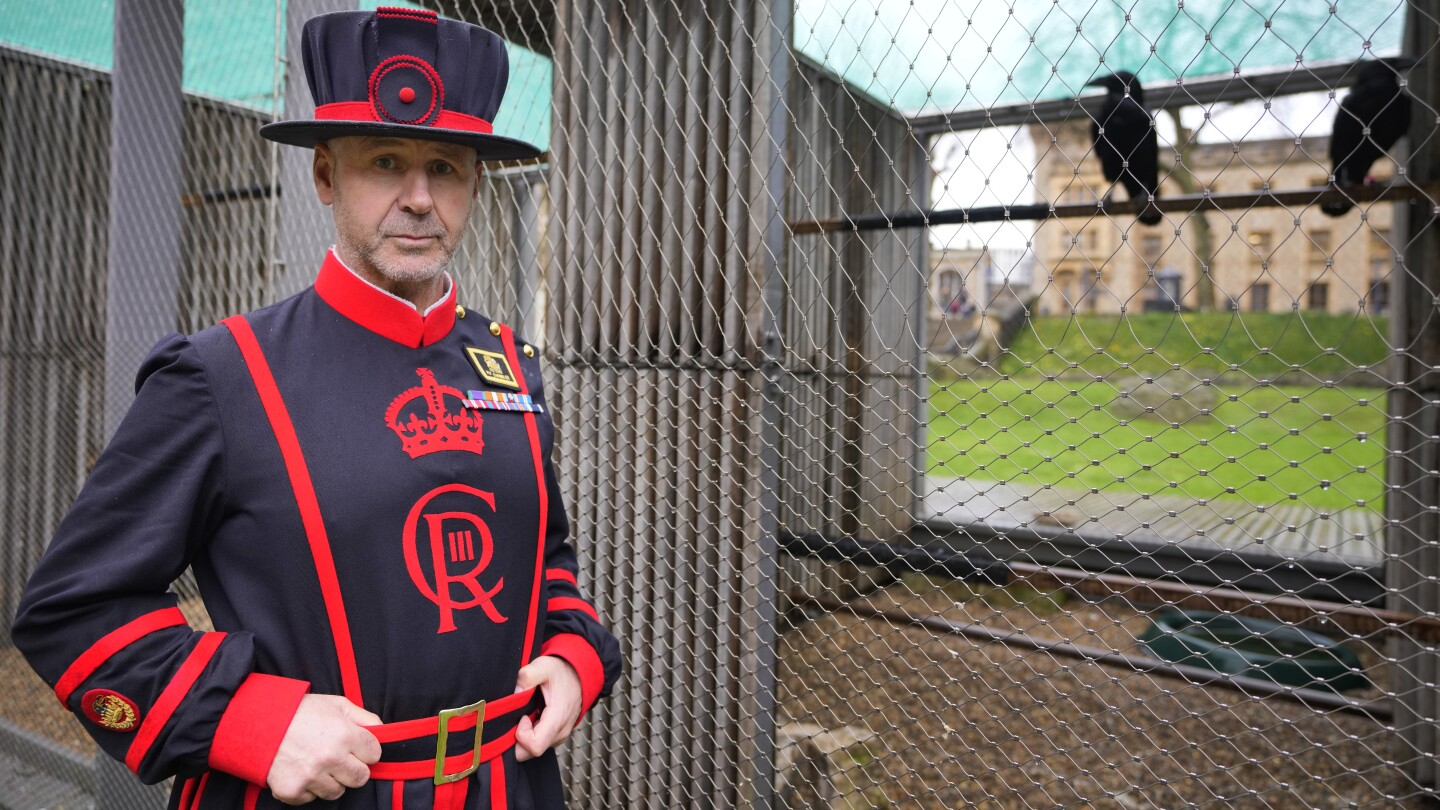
[12,252,623,809]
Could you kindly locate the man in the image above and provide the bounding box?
[12,8,621,809]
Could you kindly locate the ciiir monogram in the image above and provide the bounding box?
[403,484,508,633]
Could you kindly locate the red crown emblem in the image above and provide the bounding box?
[385,368,484,458]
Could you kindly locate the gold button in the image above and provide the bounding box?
[455,305,466,319]
[523,344,535,358]
[489,322,502,336]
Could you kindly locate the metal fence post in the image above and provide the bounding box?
[510,173,542,341]
[102,5,185,800]
[273,0,356,302]
[1390,2,1440,790]
[104,0,184,441]
[748,0,793,805]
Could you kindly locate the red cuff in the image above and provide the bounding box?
[208,674,310,785]
[540,634,604,723]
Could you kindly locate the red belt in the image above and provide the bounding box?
[365,687,538,785]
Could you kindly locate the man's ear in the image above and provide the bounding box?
[314,143,336,205]
[473,161,484,199]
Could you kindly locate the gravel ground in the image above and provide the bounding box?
[778,579,1427,809]
[0,585,1427,808]
[0,596,213,759]
[0,647,92,756]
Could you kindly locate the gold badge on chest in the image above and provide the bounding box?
[465,346,521,390]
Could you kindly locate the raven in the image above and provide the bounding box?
[1086,71,1162,225]
[1323,57,1416,217]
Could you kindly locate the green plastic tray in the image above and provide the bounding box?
[1140,609,1369,693]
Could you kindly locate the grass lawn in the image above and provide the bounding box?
[1001,311,1390,380]
[927,376,1387,512]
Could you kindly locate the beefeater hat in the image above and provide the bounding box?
[260,7,542,161]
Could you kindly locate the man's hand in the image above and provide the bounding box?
[266,695,383,805]
[513,655,583,762]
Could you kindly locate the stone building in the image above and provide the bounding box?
[1028,120,1398,316]
[927,245,1037,354]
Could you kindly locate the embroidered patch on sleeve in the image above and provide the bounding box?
[81,689,140,732]
[464,346,521,391]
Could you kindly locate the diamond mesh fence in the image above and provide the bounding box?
[2,0,1440,808]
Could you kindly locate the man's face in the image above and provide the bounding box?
[313,136,479,291]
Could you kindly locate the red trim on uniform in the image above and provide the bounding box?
[177,776,197,810]
[125,632,227,773]
[543,568,577,586]
[376,6,437,20]
[55,607,187,704]
[498,326,547,666]
[539,634,605,721]
[313,250,457,348]
[547,597,599,622]
[209,673,311,785]
[367,727,520,780]
[392,778,404,809]
[365,686,535,743]
[242,783,261,810]
[223,315,366,705]
[489,757,507,810]
[314,101,494,135]
[435,777,468,810]
[189,772,211,810]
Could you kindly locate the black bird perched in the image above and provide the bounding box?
[1324,57,1416,217]
[1086,71,1162,225]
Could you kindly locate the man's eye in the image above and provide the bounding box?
[374,157,396,169]
[433,162,455,175]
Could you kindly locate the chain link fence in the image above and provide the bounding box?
[3,0,1440,807]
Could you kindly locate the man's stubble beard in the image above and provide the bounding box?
[333,182,464,287]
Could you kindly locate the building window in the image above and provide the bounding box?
[1251,283,1270,312]
[1307,282,1329,311]
[1141,235,1163,266]
[1149,267,1184,311]
[1369,279,1390,314]
[1310,230,1332,270]
[1083,271,1101,312]
[935,270,967,316]
[1056,270,1077,309]
[1248,231,1272,265]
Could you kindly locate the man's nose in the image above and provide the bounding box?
[398,167,434,214]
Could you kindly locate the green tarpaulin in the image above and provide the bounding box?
[0,0,552,149]
[793,0,1406,115]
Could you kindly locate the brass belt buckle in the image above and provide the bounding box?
[434,699,486,785]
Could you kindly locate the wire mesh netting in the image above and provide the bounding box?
[3,0,1440,807]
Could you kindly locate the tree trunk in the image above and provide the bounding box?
[1164,108,1217,311]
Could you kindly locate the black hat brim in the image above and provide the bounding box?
[260,120,543,162]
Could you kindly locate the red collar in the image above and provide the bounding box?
[313,250,456,347]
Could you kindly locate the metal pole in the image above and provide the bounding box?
[274,0,356,302]
[905,59,1375,135]
[104,0,184,440]
[750,0,792,805]
[793,592,1392,721]
[1391,2,1440,789]
[909,136,931,528]
[787,181,1440,235]
[510,173,541,341]
[101,6,189,802]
